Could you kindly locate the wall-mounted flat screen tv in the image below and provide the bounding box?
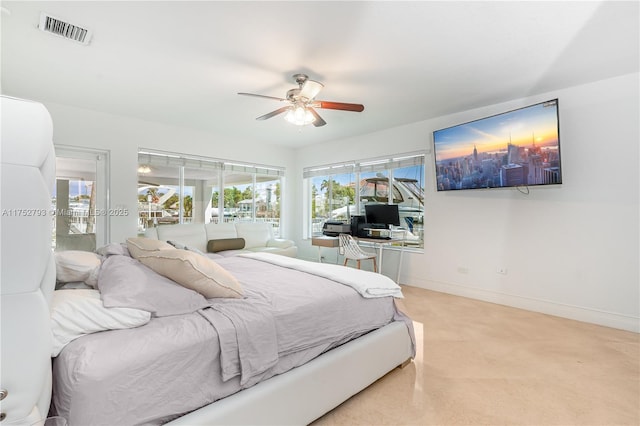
[433,99,561,191]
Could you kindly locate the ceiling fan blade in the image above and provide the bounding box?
[238,92,287,102]
[308,107,327,127]
[256,106,290,121]
[299,80,324,100]
[314,101,365,112]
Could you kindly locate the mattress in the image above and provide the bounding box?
[51,253,411,425]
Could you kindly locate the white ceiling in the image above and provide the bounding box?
[1,1,638,148]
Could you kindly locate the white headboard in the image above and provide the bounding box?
[1,96,56,424]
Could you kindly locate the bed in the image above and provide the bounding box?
[0,96,415,426]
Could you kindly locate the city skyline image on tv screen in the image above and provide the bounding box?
[433,99,561,191]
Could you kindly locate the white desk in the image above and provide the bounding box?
[311,235,406,283]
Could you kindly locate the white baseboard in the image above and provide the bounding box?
[405,278,640,333]
[301,253,639,333]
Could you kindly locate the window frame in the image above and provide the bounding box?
[138,149,285,236]
[53,145,110,250]
[304,152,425,249]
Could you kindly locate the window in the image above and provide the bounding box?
[309,167,356,233]
[138,150,284,237]
[53,146,109,251]
[254,176,281,227]
[304,152,425,248]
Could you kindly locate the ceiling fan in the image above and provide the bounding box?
[238,74,364,127]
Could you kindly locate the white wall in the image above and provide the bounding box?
[44,103,296,244]
[41,73,638,332]
[293,73,639,332]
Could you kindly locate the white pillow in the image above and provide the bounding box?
[55,250,102,287]
[50,289,151,357]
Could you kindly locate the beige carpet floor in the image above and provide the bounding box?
[312,286,639,425]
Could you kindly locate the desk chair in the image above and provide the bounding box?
[339,234,377,272]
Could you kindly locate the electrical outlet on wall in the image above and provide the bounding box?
[496,266,508,275]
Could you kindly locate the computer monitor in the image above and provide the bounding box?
[364,204,401,227]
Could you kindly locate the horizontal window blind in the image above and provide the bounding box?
[303,152,424,178]
[224,162,284,177]
[138,150,284,176]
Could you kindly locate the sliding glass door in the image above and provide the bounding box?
[53,146,109,251]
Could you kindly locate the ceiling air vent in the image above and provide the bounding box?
[38,12,92,45]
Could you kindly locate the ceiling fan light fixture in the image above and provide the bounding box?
[299,79,324,100]
[239,73,363,127]
[284,105,315,126]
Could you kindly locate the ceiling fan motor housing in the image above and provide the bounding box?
[292,73,309,86]
[286,88,301,101]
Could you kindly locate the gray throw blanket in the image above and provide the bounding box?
[198,298,278,385]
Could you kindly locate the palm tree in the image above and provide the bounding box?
[145,188,160,203]
[183,195,193,217]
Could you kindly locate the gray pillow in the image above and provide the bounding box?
[98,255,210,317]
[207,238,245,253]
[166,240,186,250]
[96,242,131,258]
[168,240,207,256]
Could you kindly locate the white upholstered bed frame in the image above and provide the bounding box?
[1,95,57,425]
[0,95,413,425]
